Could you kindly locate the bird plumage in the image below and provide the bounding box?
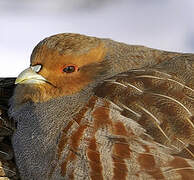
[0,33,194,179]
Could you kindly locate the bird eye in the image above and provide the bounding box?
[63,65,78,73]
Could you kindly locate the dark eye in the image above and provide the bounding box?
[63,65,78,73]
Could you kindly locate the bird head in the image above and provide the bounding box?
[13,33,110,105]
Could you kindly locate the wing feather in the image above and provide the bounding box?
[95,54,194,160]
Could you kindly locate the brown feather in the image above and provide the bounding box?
[95,54,194,160]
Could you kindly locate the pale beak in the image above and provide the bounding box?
[15,65,47,85]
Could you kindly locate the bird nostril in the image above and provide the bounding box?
[31,64,42,73]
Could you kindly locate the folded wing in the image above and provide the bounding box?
[92,54,194,179]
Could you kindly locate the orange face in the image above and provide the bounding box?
[14,35,107,104]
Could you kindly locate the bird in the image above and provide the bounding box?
[0,33,194,179]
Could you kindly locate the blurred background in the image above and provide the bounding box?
[1,0,194,77]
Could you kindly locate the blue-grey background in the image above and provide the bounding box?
[1,0,194,76]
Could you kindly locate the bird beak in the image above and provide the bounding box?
[15,65,47,85]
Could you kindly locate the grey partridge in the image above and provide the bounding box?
[0,33,194,179]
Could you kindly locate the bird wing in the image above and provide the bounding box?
[0,78,19,179]
[91,54,194,179]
